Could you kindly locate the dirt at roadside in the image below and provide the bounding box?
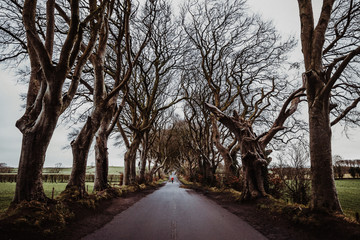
[201,190,309,240]
[193,188,360,240]
[56,186,162,240]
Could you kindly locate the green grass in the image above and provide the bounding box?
[0,183,15,213]
[0,182,94,214]
[1,177,358,219]
[335,179,360,218]
[0,166,123,213]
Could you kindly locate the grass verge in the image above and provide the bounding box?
[0,182,94,214]
[335,179,360,218]
[0,179,167,239]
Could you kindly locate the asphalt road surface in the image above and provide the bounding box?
[83,179,267,240]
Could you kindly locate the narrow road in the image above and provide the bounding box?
[83,180,267,240]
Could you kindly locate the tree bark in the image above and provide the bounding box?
[67,113,103,194]
[93,98,124,191]
[230,118,268,199]
[93,110,113,191]
[139,132,149,183]
[14,101,60,203]
[130,148,137,183]
[297,0,342,213]
[123,132,143,185]
[309,97,341,211]
[240,141,268,200]
[305,72,342,212]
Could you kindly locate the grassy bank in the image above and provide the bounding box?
[1,178,358,217]
[0,179,167,239]
[180,178,360,219]
[0,182,94,214]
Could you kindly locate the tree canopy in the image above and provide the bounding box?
[0,0,359,214]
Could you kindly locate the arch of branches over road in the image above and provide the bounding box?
[0,0,359,214]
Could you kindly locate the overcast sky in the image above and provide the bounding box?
[0,0,359,168]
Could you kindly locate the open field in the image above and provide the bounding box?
[0,166,125,183]
[1,166,124,175]
[0,166,124,213]
[335,179,360,217]
[42,166,124,175]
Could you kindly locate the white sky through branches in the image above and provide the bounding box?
[0,0,359,167]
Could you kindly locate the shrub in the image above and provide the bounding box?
[267,172,285,199]
[274,141,311,205]
[223,175,243,191]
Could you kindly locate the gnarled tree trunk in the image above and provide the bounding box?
[67,112,104,195]
[206,106,270,199]
[14,97,60,202]
[238,127,268,200]
[206,87,304,200]
[93,101,123,191]
[13,0,87,203]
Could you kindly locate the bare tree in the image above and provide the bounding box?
[0,0,27,66]
[118,0,184,185]
[52,163,63,174]
[206,86,305,200]
[182,81,220,185]
[66,0,115,195]
[181,0,300,186]
[180,0,245,180]
[276,141,311,205]
[146,114,183,180]
[11,0,105,203]
[180,0,303,199]
[66,0,154,194]
[175,121,200,182]
[296,0,360,213]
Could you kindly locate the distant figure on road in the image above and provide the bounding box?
[171,177,174,183]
